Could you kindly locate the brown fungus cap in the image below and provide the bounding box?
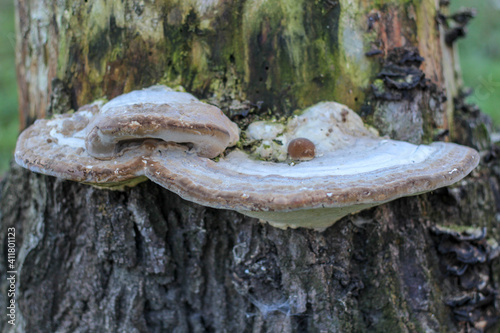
[145,102,479,230]
[287,138,315,161]
[85,86,239,159]
[147,140,478,230]
[15,86,239,189]
[15,97,479,230]
[15,103,155,187]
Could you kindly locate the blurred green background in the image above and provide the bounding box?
[0,0,18,175]
[0,0,499,176]
[451,0,500,123]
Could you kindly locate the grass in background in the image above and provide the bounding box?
[452,0,500,124]
[0,0,18,175]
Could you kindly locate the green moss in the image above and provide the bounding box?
[49,0,382,121]
[238,0,345,114]
[434,224,483,234]
[371,0,418,8]
[372,79,385,91]
[333,0,382,110]
[358,262,409,331]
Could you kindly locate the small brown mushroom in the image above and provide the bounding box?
[287,138,315,161]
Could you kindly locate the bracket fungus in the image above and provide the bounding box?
[85,85,239,159]
[16,87,479,230]
[15,85,240,188]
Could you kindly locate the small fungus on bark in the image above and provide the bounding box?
[15,88,479,230]
[287,138,315,161]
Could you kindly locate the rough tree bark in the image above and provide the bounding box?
[1,0,499,332]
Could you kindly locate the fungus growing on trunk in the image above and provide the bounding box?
[15,85,240,188]
[15,88,479,230]
[147,102,479,230]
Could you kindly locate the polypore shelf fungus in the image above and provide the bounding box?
[16,85,240,187]
[15,86,479,230]
[85,86,239,159]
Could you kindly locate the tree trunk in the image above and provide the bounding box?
[1,0,499,332]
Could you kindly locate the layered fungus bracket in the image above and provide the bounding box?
[430,226,500,332]
[371,47,431,101]
[85,86,239,160]
[16,86,479,230]
[16,86,240,187]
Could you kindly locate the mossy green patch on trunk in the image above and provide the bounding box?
[51,0,385,118]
